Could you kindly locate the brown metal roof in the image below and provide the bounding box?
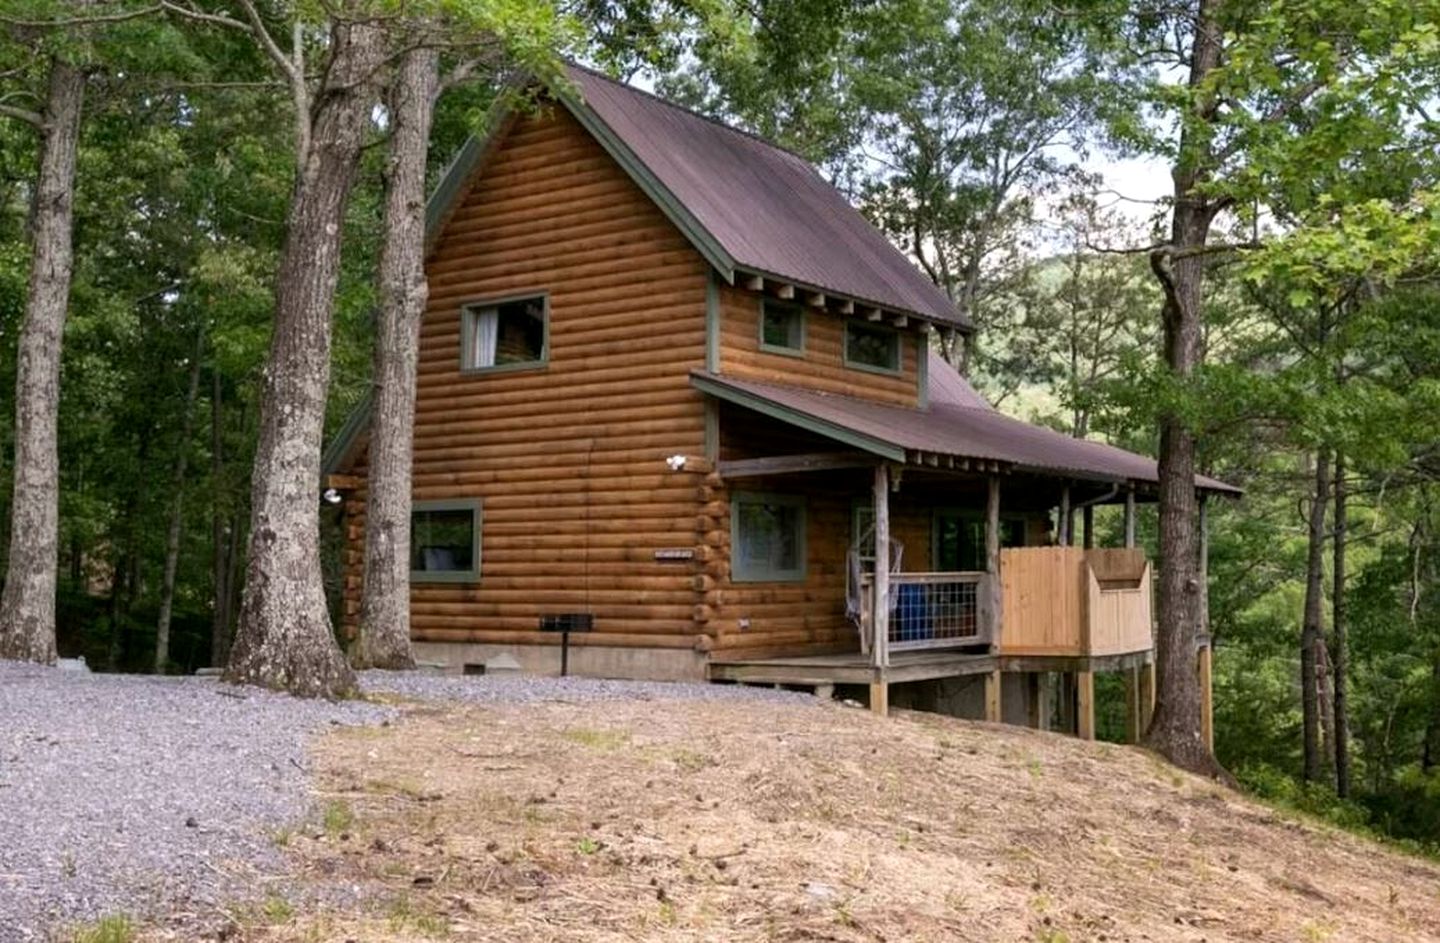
[564,65,968,328]
[693,370,1240,495]
[926,350,994,410]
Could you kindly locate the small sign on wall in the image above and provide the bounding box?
[654,548,695,562]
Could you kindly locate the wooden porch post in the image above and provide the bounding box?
[1123,487,1137,549]
[1082,505,1094,549]
[1077,670,1096,740]
[1058,483,1072,546]
[870,463,891,714]
[984,668,1002,722]
[1198,494,1214,751]
[986,474,1002,648]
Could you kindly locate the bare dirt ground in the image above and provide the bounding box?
[196,696,1440,943]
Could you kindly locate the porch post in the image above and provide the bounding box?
[870,463,891,713]
[1123,487,1137,549]
[1198,493,1214,751]
[1082,505,1094,549]
[1077,670,1096,740]
[986,474,1002,648]
[1058,483,1072,546]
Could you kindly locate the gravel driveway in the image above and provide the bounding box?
[0,662,390,940]
[0,662,814,939]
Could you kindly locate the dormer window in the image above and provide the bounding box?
[461,294,548,372]
[759,299,805,355]
[844,321,901,374]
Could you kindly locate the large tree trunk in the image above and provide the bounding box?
[210,367,231,667]
[352,46,439,671]
[1332,451,1351,796]
[155,328,205,672]
[1141,0,1229,780]
[0,60,85,665]
[1300,450,1330,781]
[225,21,385,698]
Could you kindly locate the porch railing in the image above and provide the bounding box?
[860,571,996,653]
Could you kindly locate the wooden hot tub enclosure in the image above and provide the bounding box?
[324,64,1239,741]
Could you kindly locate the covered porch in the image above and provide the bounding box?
[695,368,1233,741]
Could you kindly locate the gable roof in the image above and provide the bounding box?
[426,64,968,330]
[692,370,1241,496]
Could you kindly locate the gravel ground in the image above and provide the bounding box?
[359,670,819,706]
[0,663,813,940]
[0,662,391,941]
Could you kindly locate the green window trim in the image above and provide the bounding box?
[731,491,807,583]
[843,320,903,375]
[411,498,483,584]
[757,297,806,356]
[459,292,550,375]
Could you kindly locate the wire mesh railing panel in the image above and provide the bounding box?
[887,574,987,650]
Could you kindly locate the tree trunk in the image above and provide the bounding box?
[225,21,385,698]
[352,46,439,671]
[1300,449,1330,782]
[1332,451,1351,796]
[210,367,230,667]
[155,329,205,672]
[1141,0,1229,780]
[0,59,85,665]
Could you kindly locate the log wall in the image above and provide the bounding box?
[341,104,713,652]
[715,282,922,407]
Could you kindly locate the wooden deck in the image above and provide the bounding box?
[708,647,1153,688]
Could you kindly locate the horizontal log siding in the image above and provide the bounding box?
[341,106,711,650]
[715,282,921,407]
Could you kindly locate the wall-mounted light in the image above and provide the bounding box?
[322,488,342,505]
[665,454,688,471]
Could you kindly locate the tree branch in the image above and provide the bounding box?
[0,102,43,127]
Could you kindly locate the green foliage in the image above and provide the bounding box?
[70,914,135,943]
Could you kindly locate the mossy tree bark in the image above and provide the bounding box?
[225,19,385,698]
[352,45,439,671]
[0,58,85,665]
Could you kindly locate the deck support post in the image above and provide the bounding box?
[1058,484,1072,546]
[869,677,889,716]
[986,474,1002,648]
[1082,505,1094,549]
[984,668,1002,722]
[1123,487,1137,548]
[871,463,891,671]
[1057,672,1075,733]
[1076,670,1096,740]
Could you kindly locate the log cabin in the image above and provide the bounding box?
[325,64,1239,740]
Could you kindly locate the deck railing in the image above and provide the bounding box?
[860,571,995,653]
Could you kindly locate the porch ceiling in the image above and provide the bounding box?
[691,371,1241,496]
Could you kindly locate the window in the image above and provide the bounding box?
[461,295,547,372]
[932,510,1026,572]
[844,321,902,374]
[759,299,805,354]
[731,492,806,582]
[410,499,482,582]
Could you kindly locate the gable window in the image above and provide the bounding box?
[731,492,806,582]
[844,321,901,374]
[759,299,805,355]
[461,295,547,372]
[411,499,482,582]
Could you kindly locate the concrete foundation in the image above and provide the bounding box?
[410,642,707,682]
